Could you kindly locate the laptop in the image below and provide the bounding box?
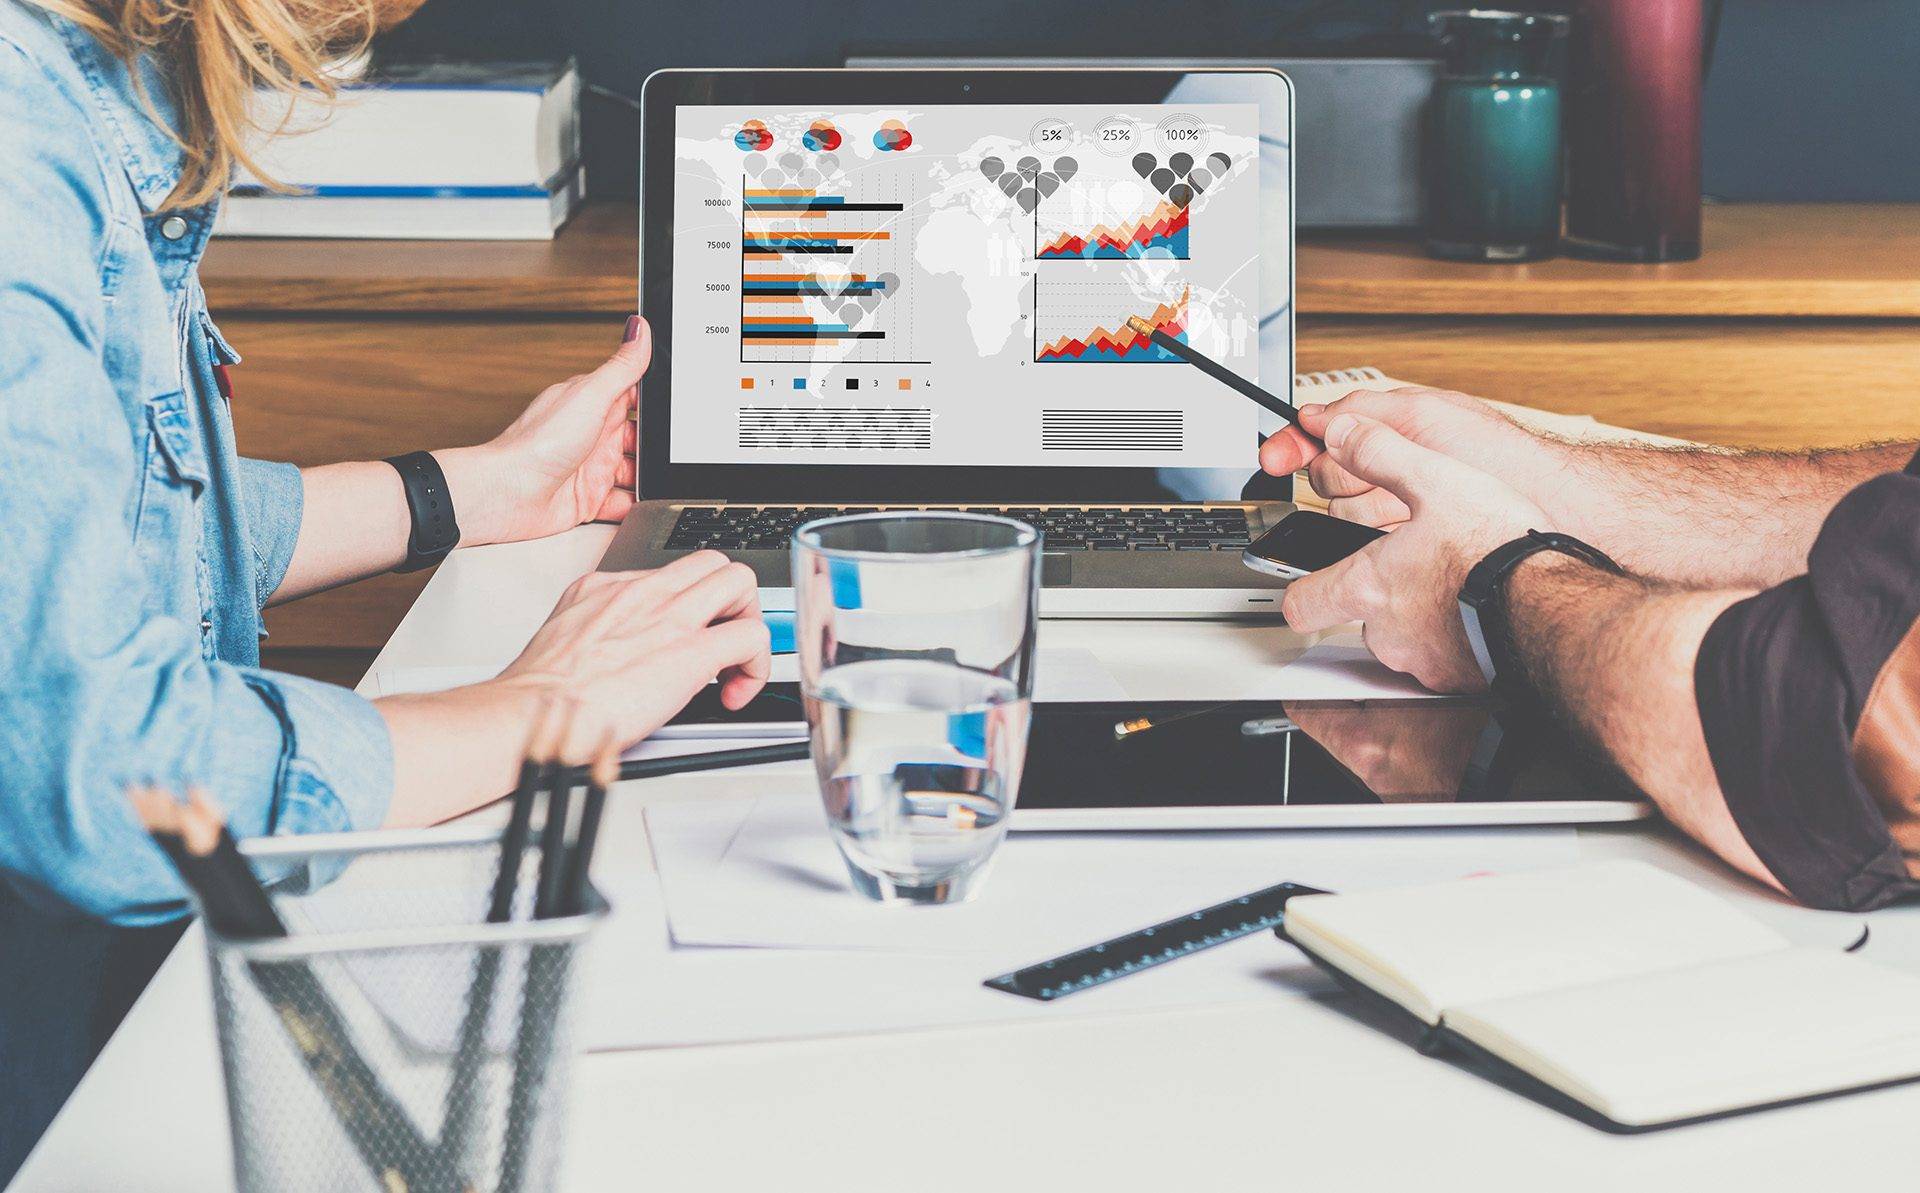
[603,67,1299,616]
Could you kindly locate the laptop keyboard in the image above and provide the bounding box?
[663,506,1253,553]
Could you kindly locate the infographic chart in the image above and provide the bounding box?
[670,102,1266,468]
[737,183,912,364]
[1036,284,1189,363]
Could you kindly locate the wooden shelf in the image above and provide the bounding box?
[201,202,1920,319]
[201,204,637,315]
[1298,204,1920,319]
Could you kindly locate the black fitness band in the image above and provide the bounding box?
[384,451,460,573]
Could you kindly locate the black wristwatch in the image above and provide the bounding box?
[1458,530,1622,689]
[384,451,461,573]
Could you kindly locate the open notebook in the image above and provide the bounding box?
[1277,860,1920,1132]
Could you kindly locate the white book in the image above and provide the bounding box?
[214,167,583,241]
[1279,860,1920,1130]
[236,60,580,191]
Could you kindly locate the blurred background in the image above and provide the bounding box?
[379,0,1920,203]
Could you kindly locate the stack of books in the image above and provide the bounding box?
[216,59,583,240]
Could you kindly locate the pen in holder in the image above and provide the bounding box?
[202,826,606,1193]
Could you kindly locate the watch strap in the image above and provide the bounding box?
[1458,530,1623,688]
[385,450,460,573]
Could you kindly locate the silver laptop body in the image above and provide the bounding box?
[605,67,1297,618]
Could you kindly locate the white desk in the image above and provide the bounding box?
[16,526,1920,1192]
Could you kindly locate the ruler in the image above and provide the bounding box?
[984,880,1327,1002]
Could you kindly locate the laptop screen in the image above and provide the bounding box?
[667,101,1265,471]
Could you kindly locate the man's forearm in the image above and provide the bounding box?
[1502,554,1782,891]
[1553,440,1912,589]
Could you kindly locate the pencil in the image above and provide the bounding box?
[133,787,441,1193]
[501,702,584,1193]
[1125,314,1306,427]
[1112,704,1230,741]
[492,700,562,923]
[441,701,564,1183]
[588,738,811,785]
[559,731,619,916]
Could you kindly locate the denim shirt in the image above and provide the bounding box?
[0,4,394,924]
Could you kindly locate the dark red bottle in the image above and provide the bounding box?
[1562,0,1704,262]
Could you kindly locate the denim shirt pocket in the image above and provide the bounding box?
[132,389,210,606]
[199,310,244,368]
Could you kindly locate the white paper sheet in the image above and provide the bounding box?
[647,792,1581,957]
[568,797,1580,1051]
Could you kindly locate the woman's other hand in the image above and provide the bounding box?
[492,552,773,743]
[439,316,649,547]
[375,550,771,828]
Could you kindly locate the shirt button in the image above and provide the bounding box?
[200,617,213,633]
[160,215,189,241]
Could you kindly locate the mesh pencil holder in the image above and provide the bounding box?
[204,826,606,1193]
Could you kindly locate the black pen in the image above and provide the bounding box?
[548,738,813,785]
[1125,315,1309,430]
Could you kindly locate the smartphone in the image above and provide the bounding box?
[1241,511,1385,581]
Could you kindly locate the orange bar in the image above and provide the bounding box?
[742,273,867,281]
[743,315,827,324]
[744,210,827,218]
[744,188,818,196]
[745,294,805,303]
[759,232,890,241]
[744,336,862,344]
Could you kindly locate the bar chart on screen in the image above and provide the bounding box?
[1035,283,1189,364]
[737,181,924,365]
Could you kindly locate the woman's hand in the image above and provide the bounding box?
[437,316,649,547]
[375,550,771,827]
[491,551,772,743]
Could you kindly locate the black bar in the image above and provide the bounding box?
[741,330,888,340]
[744,202,905,212]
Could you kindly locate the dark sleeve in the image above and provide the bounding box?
[1694,450,1920,911]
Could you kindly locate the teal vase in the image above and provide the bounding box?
[1425,10,1571,263]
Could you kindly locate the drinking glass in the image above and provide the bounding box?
[792,513,1040,904]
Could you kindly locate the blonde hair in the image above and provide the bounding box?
[30,0,378,209]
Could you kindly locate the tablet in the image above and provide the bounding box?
[667,693,1650,830]
[1014,701,1649,829]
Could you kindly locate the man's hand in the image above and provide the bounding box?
[1280,413,1552,692]
[1260,386,1580,533]
[438,316,650,547]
